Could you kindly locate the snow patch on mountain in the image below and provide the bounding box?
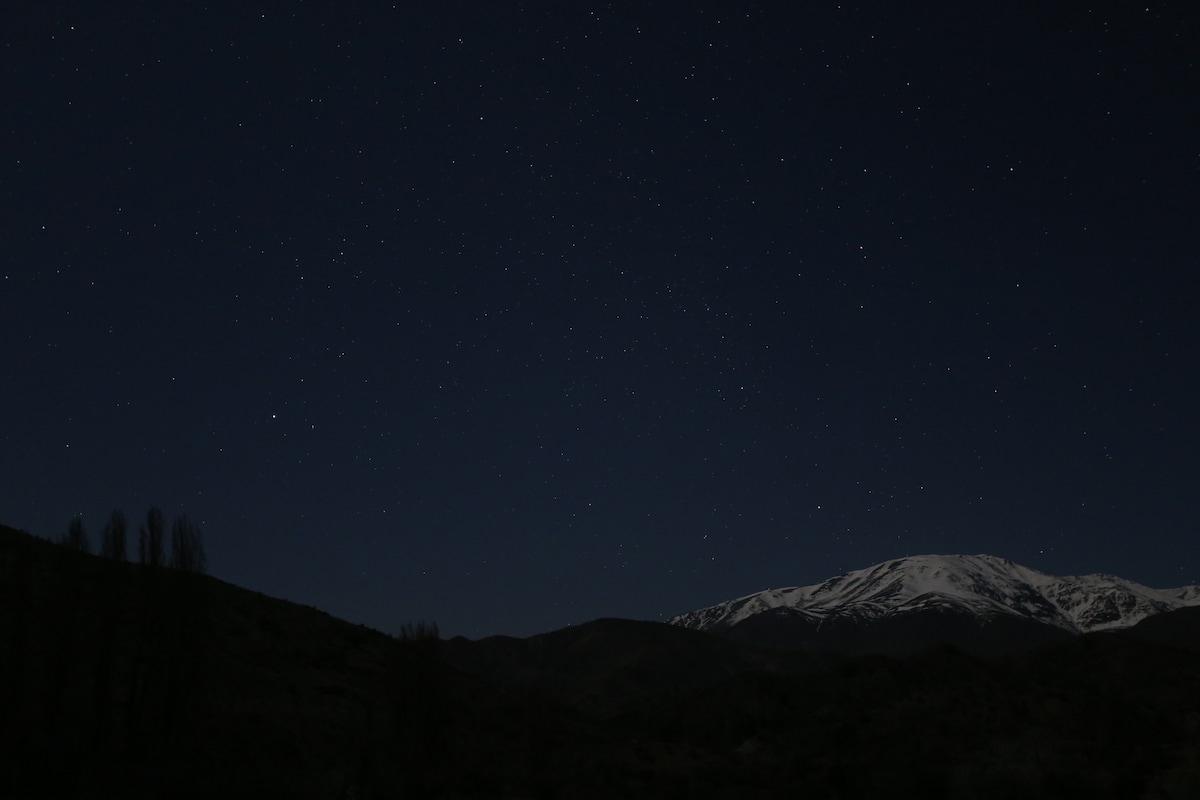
[670,554,1200,635]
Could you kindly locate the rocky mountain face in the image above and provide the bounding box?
[669,554,1200,656]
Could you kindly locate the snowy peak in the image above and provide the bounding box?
[670,554,1200,637]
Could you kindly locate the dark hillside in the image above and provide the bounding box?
[442,616,824,715]
[0,524,600,798]
[1122,605,1200,652]
[3,522,1200,799]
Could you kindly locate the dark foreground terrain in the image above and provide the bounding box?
[2,522,1199,799]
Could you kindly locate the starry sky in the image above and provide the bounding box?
[3,2,1198,638]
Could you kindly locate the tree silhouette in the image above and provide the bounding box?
[60,515,89,553]
[139,506,165,567]
[100,508,127,561]
[170,515,207,575]
[389,619,444,794]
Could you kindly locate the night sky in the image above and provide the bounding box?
[4,3,1197,638]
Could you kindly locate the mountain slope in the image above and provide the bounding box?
[669,554,1200,655]
[442,617,824,715]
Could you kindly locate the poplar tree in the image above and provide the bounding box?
[61,515,89,553]
[100,508,127,561]
[170,515,207,575]
[139,506,165,567]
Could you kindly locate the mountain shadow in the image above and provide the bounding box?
[715,603,1075,657]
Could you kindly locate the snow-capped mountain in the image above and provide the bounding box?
[669,555,1200,655]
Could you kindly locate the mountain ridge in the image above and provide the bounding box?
[669,554,1200,654]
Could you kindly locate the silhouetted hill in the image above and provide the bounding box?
[1121,604,1200,652]
[715,602,1075,656]
[4,522,1200,799]
[443,616,824,715]
[0,524,600,798]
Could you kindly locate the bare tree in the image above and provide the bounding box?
[170,515,207,575]
[396,621,440,643]
[390,618,444,782]
[60,515,89,553]
[139,506,165,567]
[100,508,127,561]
